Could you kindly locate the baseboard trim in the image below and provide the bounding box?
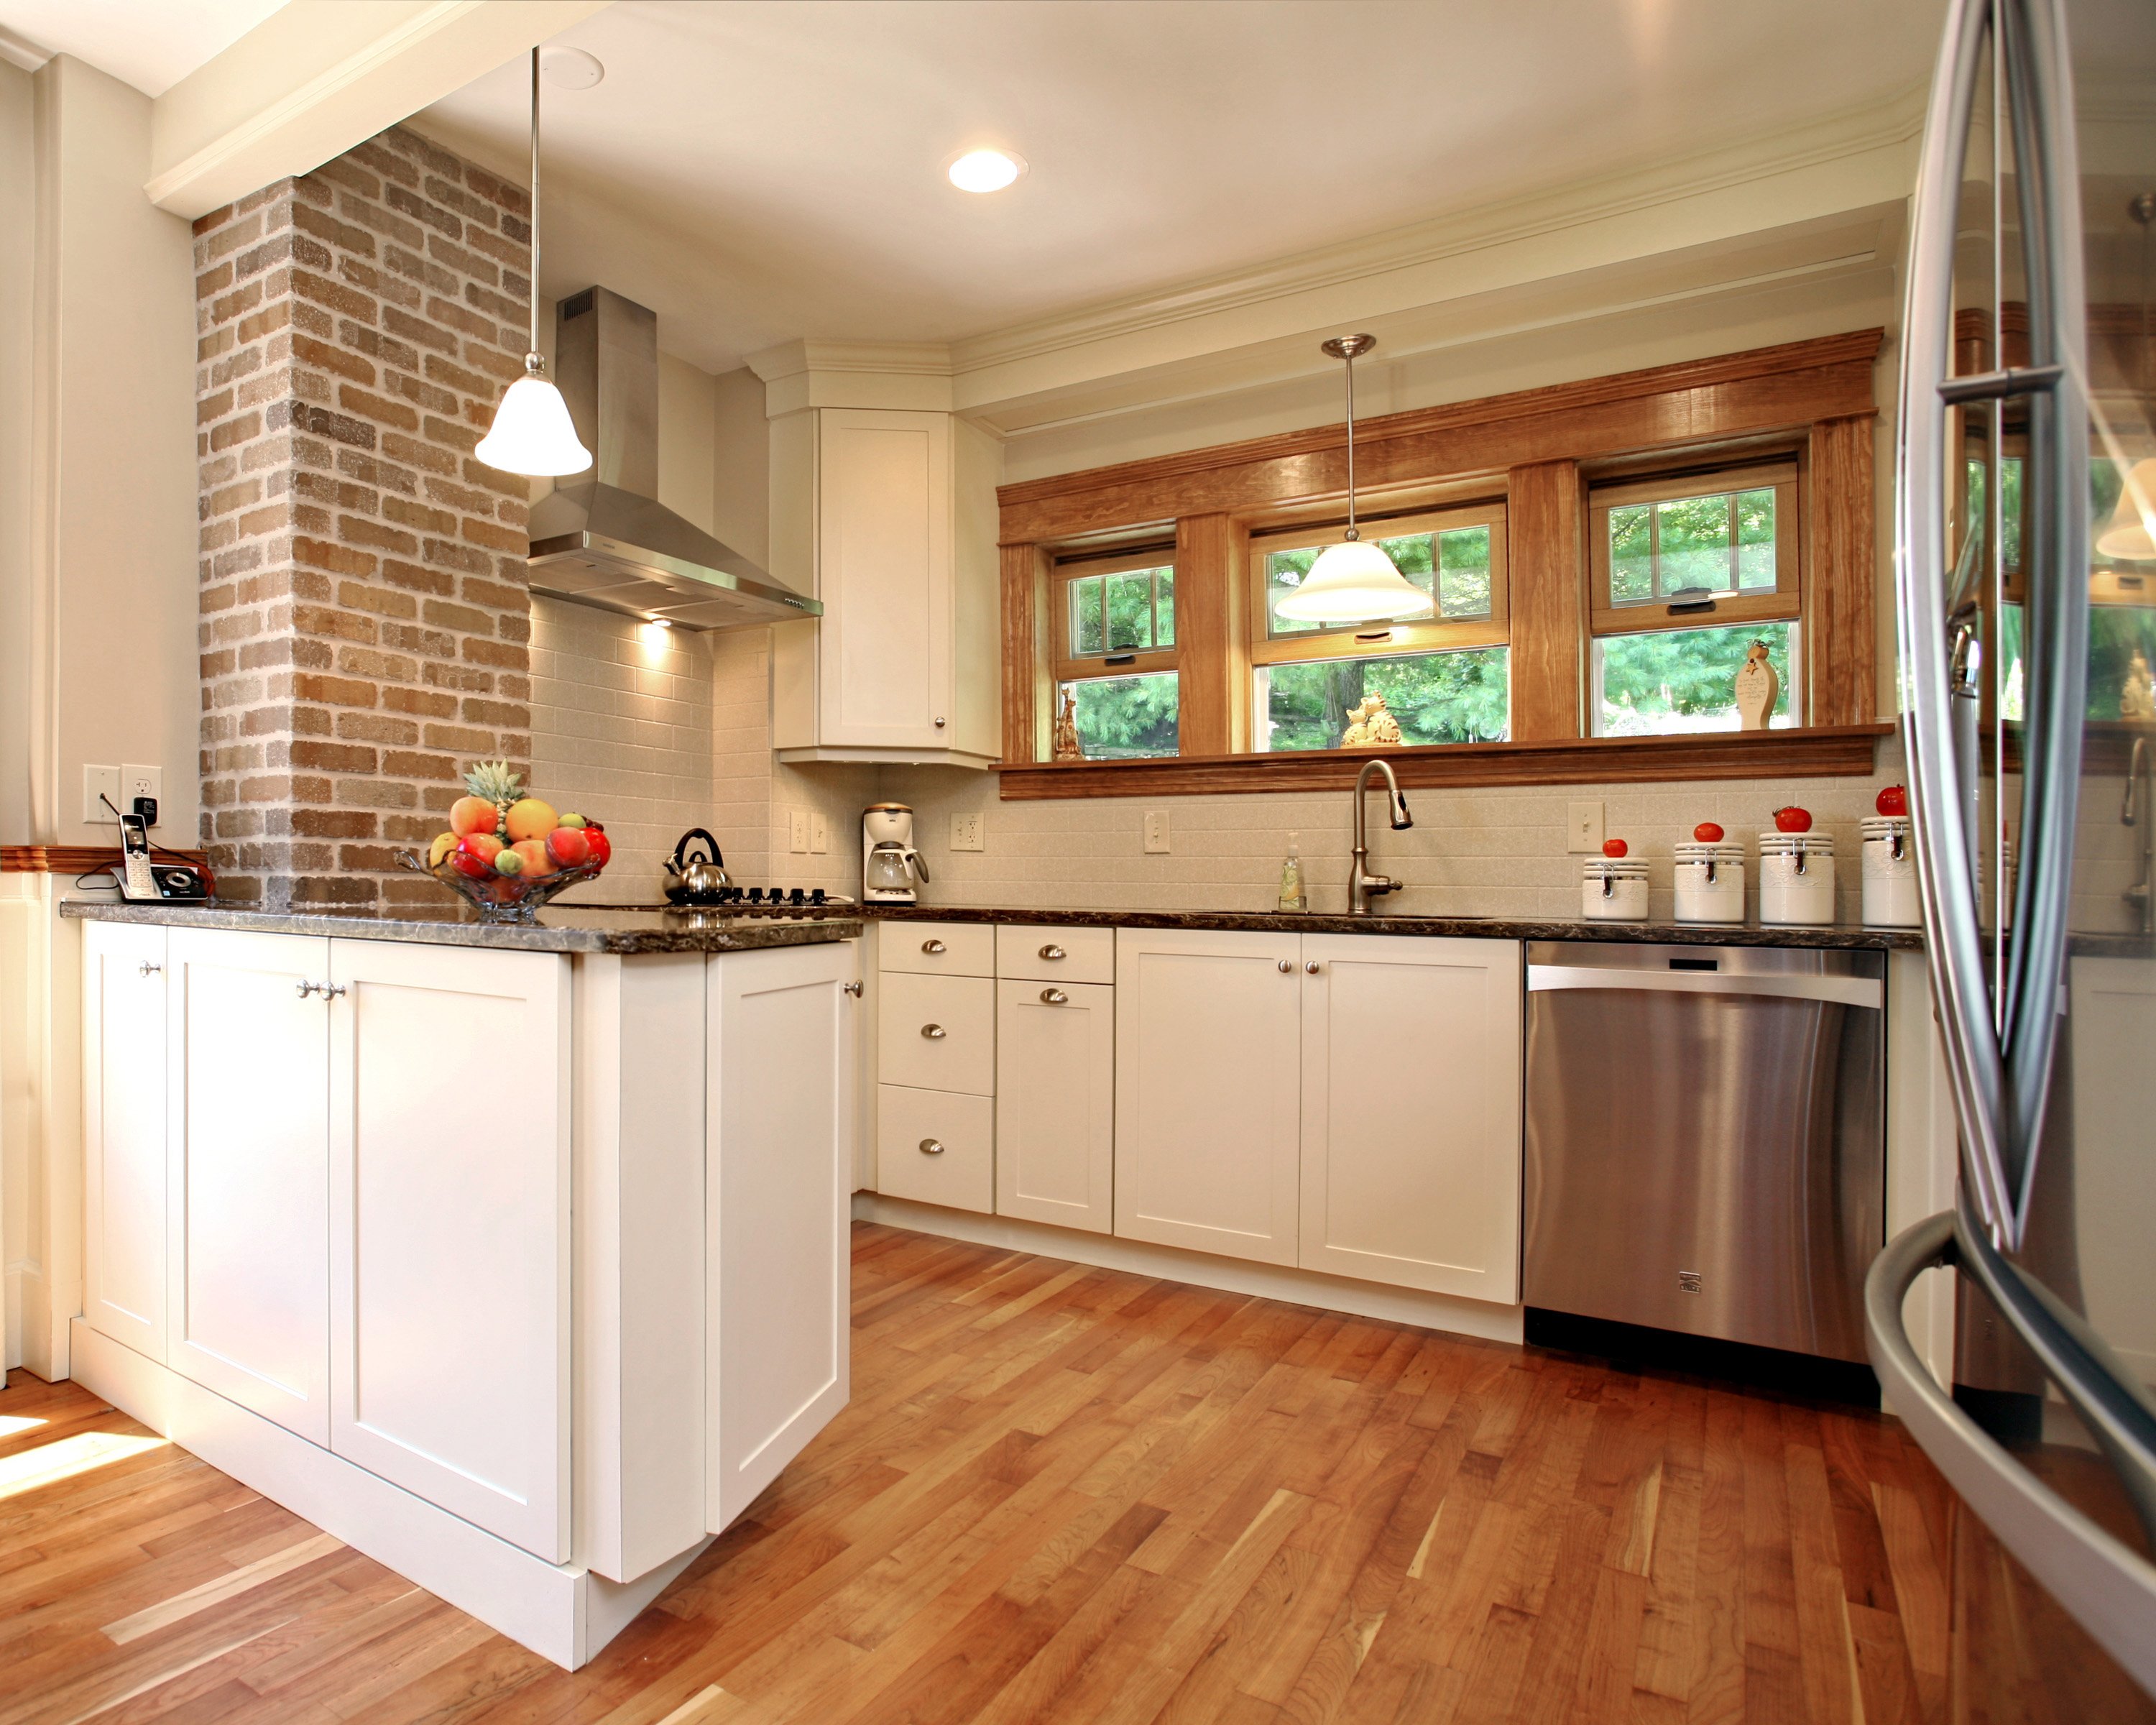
[68,1320,707,1669]
[852,1194,1525,1344]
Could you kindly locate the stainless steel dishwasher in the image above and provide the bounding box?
[1523,940,1886,1363]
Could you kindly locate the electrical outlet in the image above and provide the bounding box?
[83,765,121,824]
[809,812,828,854]
[1566,800,1605,852]
[124,764,164,825]
[950,811,984,852]
[789,809,809,853]
[1143,810,1171,855]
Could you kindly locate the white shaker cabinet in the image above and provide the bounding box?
[326,939,573,1562]
[1299,935,1523,1302]
[1114,929,1303,1265]
[708,941,856,1531]
[165,929,333,1445]
[81,921,169,1361]
[996,978,1115,1234]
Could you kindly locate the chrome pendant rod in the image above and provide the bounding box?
[1322,334,1376,543]
[528,47,542,360]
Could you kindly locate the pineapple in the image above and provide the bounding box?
[461,760,523,808]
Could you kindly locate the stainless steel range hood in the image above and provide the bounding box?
[525,286,819,630]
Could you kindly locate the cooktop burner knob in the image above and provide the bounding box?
[808,888,826,905]
[747,887,764,903]
[788,888,806,906]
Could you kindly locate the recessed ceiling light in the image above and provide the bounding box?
[948,148,1026,194]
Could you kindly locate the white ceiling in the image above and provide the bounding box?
[0,0,286,96]
[413,0,1945,376]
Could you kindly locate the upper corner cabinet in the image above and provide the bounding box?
[770,407,1002,768]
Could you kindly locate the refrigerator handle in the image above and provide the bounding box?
[1996,0,2091,1229]
[1866,1213,2156,1696]
[1895,0,2017,1236]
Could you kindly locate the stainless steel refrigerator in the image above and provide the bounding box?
[1873,0,2156,1711]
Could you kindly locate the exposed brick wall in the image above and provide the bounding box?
[193,126,534,911]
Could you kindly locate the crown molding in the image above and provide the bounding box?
[744,338,954,383]
[0,24,52,75]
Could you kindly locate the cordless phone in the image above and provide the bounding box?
[117,814,160,900]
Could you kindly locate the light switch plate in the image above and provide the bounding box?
[1566,800,1604,852]
[949,811,984,852]
[810,812,828,854]
[123,763,164,824]
[1143,810,1171,854]
[83,764,121,824]
[789,809,809,853]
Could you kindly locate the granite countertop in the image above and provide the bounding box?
[601,900,1927,952]
[58,898,862,955]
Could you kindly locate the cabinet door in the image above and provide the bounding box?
[83,921,168,1361]
[1300,936,1522,1301]
[166,929,331,1443]
[709,942,856,1531]
[1114,930,1302,1264]
[816,408,952,749]
[997,978,1113,1234]
[326,939,571,1562]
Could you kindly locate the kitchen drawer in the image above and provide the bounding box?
[877,1085,994,1213]
[997,924,1114,986]
[879,972,995,1095]
[880,921,994,978]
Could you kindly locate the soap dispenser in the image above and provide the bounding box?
[1279,832,1307,914]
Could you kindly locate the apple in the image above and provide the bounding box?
[510,837,557,878]
[427,831,459,869]
[557,811,589,829]
[582,827,612,868]
[451,832,503,878]
[505,797,558,843]
[1876,784,1909,817]
[1693,822,1725,843]
[546,825,591,869]
[450,795,500,837]
[492,847,525,876]
[1602,838,1628,859]
[1773,806,1813,833]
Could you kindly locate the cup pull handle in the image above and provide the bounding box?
[1040,988,1067,1005]
[921,939,946,954]
[921,1024,946,1039]
[918,1138,944,1155]
[1038,944,1065,960]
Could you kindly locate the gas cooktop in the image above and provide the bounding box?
[656,887,853,911]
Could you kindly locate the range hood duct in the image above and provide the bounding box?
[525,286,819,630]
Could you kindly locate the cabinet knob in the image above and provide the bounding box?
[1305,961,1321,975]
[138,960,161,977]
[842,980,863,998]
[1277,959,1292,972]
[922,939,946,954]
[921,1023,946,1039]
[296,980,318,998]
[321,983,346,1000]
[934,717,946,729]
[1038,944,1065,960]
[1040,988,1067,1005]
[918,1138,945,1155]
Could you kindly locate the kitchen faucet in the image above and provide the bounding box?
[2124,735,2154,936]
[1350,758,1413,914]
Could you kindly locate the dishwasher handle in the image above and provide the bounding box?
[1527,965,1882,1010]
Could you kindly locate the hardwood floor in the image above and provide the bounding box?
[1,1221,1974,1724]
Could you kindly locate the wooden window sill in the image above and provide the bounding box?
[996,723,1894,799]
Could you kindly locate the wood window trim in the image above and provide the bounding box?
[998,329,1886,797]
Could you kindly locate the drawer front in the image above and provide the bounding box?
[877,1085,994,1213]
[879,972,995,1095]
[880,922,995,978]
[997,924,1115,985]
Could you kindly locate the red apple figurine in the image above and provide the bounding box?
[1772,806,1813,833]
[1694,822,1725,843]
[1876,785,1909,817]
[1602,838,1628,859]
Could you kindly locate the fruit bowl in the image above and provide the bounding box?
[395,850,604,922]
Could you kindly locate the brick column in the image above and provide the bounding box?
[193,126,535,911]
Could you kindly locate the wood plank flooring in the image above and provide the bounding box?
[0,1221,1989,1723]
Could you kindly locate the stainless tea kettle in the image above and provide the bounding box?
[664,828,729,905]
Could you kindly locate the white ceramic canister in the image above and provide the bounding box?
[1759,832,1837,926]
[1672,842,1746,924]
[1582,857,1649,921]
[1860,816,1920,927]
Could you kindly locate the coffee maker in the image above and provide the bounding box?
[862,804,929,904]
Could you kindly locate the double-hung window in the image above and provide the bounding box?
[1053,548,1180,758]
[1248,504,1511,752]
[1588,463,1801,736]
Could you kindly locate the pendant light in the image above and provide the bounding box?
[474,48,592,478]
[2096,195,2156,562]
[1273,334,1432,625]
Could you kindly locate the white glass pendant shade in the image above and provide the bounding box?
[475,359,591,477]
[2098,458,2156,561]
[1273,536,1434,623]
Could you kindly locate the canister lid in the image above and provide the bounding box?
[1673,840,1745,859]
[1759,830,1834,851]
[1859,816,1912,834]
[1582,857,1649,876]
